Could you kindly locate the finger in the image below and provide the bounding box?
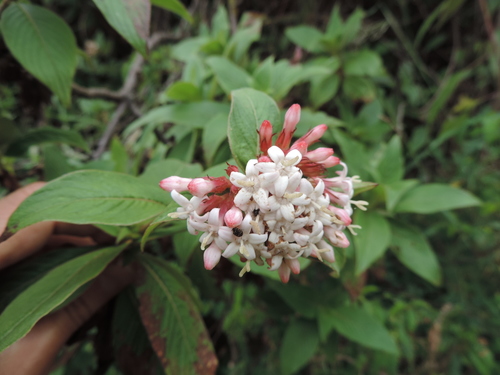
[0,182,45,234]
[53,223,114,245]
[44,235,97,249]
[0,221,55,270]
[0,260,135,375]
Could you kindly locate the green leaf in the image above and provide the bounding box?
[0,244,127,352]
[8,170,170,233]
[0,4,77,106]
[206,56,253,95]
[384,179,419,212]
[135,254,217,374]
[150,0,193,23]
[371,135,404,184]
[225,13,263,62]
[173,230,200,268]
[5,127,89,157]
[164,81,202,102]
[42,144,75,181]
[394,183,481,214]
[354,211,392,275]
[140,201,180,250]
[295,108,343,138]
[268,282,318,319]
[280,320,319,375]
[309,73,340,108]
[202,113,229,165]
[92,0,149,56]
[344,50,384,77]
[390,223,442,285]
[0,117,21,148]
[124,101,230,136]
[343,76,377,102]
[110,137,129,173]
[0,246,95,313]
[318,305,398,354]
[286,25,325,53]
[139,158,203,186]
[228,88,280,169]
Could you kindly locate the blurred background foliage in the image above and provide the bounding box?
[1,0,500,374]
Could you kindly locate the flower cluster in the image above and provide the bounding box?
[160,104,367,283]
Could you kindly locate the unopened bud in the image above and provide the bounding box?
[305,147,334,162]
[259,120,273,153]
[224,206,243,228]
[188,178,215,197]
[276,104,301,150]
[159,176,192,192]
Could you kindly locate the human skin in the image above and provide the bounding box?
[0,183,135,375]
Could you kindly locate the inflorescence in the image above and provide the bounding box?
[159,104,367,283]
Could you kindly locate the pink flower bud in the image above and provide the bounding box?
[294,124,328,146]
[188,178,216,197]
[159,176,192,192]
[278,262,291,283]
[225,164,239,176]
[289,141,308,155]
[224,206,243,228]
[328,206,352,225]
[276,104,301,150]
[305,147,334,162]
[321,156,341,168]
[324,227,350,248]
[259,120,273,153]
[204,242,222,270]
[286,258,301,274]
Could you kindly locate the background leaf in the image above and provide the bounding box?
[280,320,320,375]
[5,127,89,157]
[390,223,442,285]
[206,56,253,95]
[354,210,392,275]
[8,170,170,232]
[318,305,398,354]
[135,254,217,374]
[228,88,280,169]
[150,0,193,23]
[0,244,126,352]
[0,3,77,106]
[92,0,149,56]
[394,183,481,213]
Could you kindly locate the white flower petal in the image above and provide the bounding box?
[222,242,239,258]
[274,176,288,198]
[268,146,285,163]
[234,189,253,207]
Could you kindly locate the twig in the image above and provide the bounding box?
[477,0,500,100]
[93,102,128,159]
[423,303,453,373]
[228,0,238,34]
[72,32,178,102]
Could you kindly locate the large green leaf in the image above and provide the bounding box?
[0,244,127,352]
[394,183,481,214]
[93,0,150,56]
[8,170,170,233]
[135,254,217,374]
[0,246,95,313]
[342,76,376,102]
[228,88,280,169]
[354,211,392,275]
[5,127,89,157]
[140,201,180,250]
[150,0,193,23]
[280,320,319,375]
[318,305,398,354]
[0,4,77,106]
[206,56,253,95]
[390,223,442,285]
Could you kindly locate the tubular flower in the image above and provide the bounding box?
[160,104,367,283]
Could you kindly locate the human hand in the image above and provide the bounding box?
[0,183,135,375]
